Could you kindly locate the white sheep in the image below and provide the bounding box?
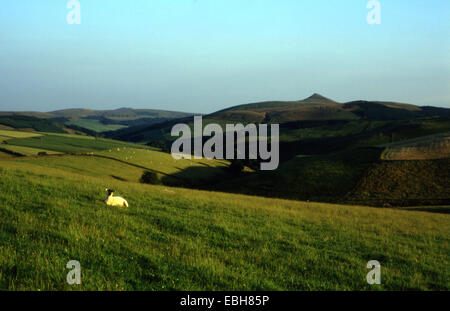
[104,189,129,207]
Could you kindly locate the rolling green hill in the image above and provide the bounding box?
[3,94,449,209]
[0,108,196,133]
[99,96,450,209]
[0,156,448,290]
[50,107,194,121]
[105,95,450,147]
[205,94,450,124]
[0,129,234,186]
[0,115,67,133]
[0,126,448,290]
[5,134,147,154]
[0,115,97,136]
[66,119,128,132]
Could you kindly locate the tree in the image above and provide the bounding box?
[140,171,161,185]
[228,160,244,173]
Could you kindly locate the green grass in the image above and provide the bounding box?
[0,136,11,143]
[38,132,96,140]
[8,147,231,187]
[0,115,66,133]
[0,130,42,139]
[0,151,13,159]
[9,155,145,182]
[48,108,192,121]
[0,160,448,290]
[6,134,151,154]
[67,120,128,133]
[0,145,62,156]
[0,127,448,291]
[2,129,231,186]
[94,148,231,184]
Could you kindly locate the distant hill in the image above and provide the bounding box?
[0,115,74,134]
[105,94,450,146]
[49,107,194,121]
[210,94,450,124]
[0,108,196,133]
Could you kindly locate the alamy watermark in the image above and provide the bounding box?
[171,116,280,170]
[367,0,381,25]
[65,1,380,26]
[366,260,381,284]
[66,260,81,285]
[67,0,81,25]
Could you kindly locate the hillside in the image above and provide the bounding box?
[205,94,450,124]
[348,159,450,206]
[3,95,449,209]
[105,94,450,146]
[0,156,449,290]
[0,129,234,186]
[0,108,195,133]
[0,126,449,291]
[99,96,450,208]
[380,132,450,160]
[0,115,68,134]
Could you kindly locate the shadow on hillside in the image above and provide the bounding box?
[160,165,249,189]
[399,207,450,215]
[160,162,450,212]
[111,175,128,181]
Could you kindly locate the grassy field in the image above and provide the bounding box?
[1,129,233,185]
[0,130,61,156]
[5,134,152,154]
[0,160,448,290]
[9,150,230,186]
[0,115,66,133]
[0,130,42,139]
[0,128,448,291]
[0,145,62,156]
[93,148,231,185]
[67,120,128,133]
[0,136,11,143]
[38,132,96,140]
[0,151,13,159]
[9,155,146,183]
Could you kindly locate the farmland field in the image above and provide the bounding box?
[5,133,152,154]
[0,130,42,139]
[0,127,448,291]
[67,120,128,133]
[0,150,13,159]
[0,145,62,156]
[94,148,232,185]
[0,159,448,290]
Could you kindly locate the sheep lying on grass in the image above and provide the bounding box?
[104,188,129,207]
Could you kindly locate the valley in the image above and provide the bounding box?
[0,94,449,290]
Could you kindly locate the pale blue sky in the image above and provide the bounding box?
[0,0,449,112]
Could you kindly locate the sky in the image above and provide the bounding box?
[0,0,449,113]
